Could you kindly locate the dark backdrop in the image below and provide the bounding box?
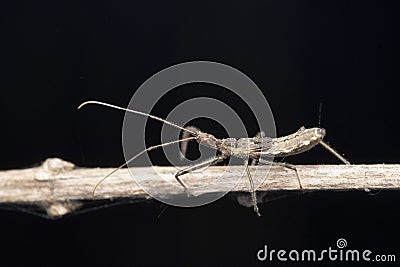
[1,1,399,266]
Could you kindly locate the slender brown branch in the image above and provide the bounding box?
[0,158,399,218]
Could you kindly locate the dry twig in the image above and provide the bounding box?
[0,158,399,218]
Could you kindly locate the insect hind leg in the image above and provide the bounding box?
[258,159,303,189]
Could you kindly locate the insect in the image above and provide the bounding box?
[78,100,350,216]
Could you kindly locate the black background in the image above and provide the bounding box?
[1,1,399,266]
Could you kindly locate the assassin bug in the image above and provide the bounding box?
[78,100,350,216]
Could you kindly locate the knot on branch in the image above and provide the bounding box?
[35,158,75,181]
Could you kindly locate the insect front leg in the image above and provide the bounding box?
[175,155,227,189]
[179,126,200,160]
[258,159,303,189]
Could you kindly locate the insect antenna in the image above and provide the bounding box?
[78,100,199,197]
[318,99,323,127]
[91,137,197,198]
[78,100,197,136]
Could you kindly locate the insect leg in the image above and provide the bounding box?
[244,160,261,217]
[258,159,303,189]
[255,131,265,138]
[319,140,350,165]
[175,155,226,188]
[179,126,201,160]
[250,131,265,166]
[91,137,196,198]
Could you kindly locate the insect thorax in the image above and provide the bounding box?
[220,137,272,157]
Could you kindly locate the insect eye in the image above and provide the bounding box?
[317,128,326,136]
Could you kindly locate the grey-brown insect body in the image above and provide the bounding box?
[196,126,326,160]
[262,127,326,157]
